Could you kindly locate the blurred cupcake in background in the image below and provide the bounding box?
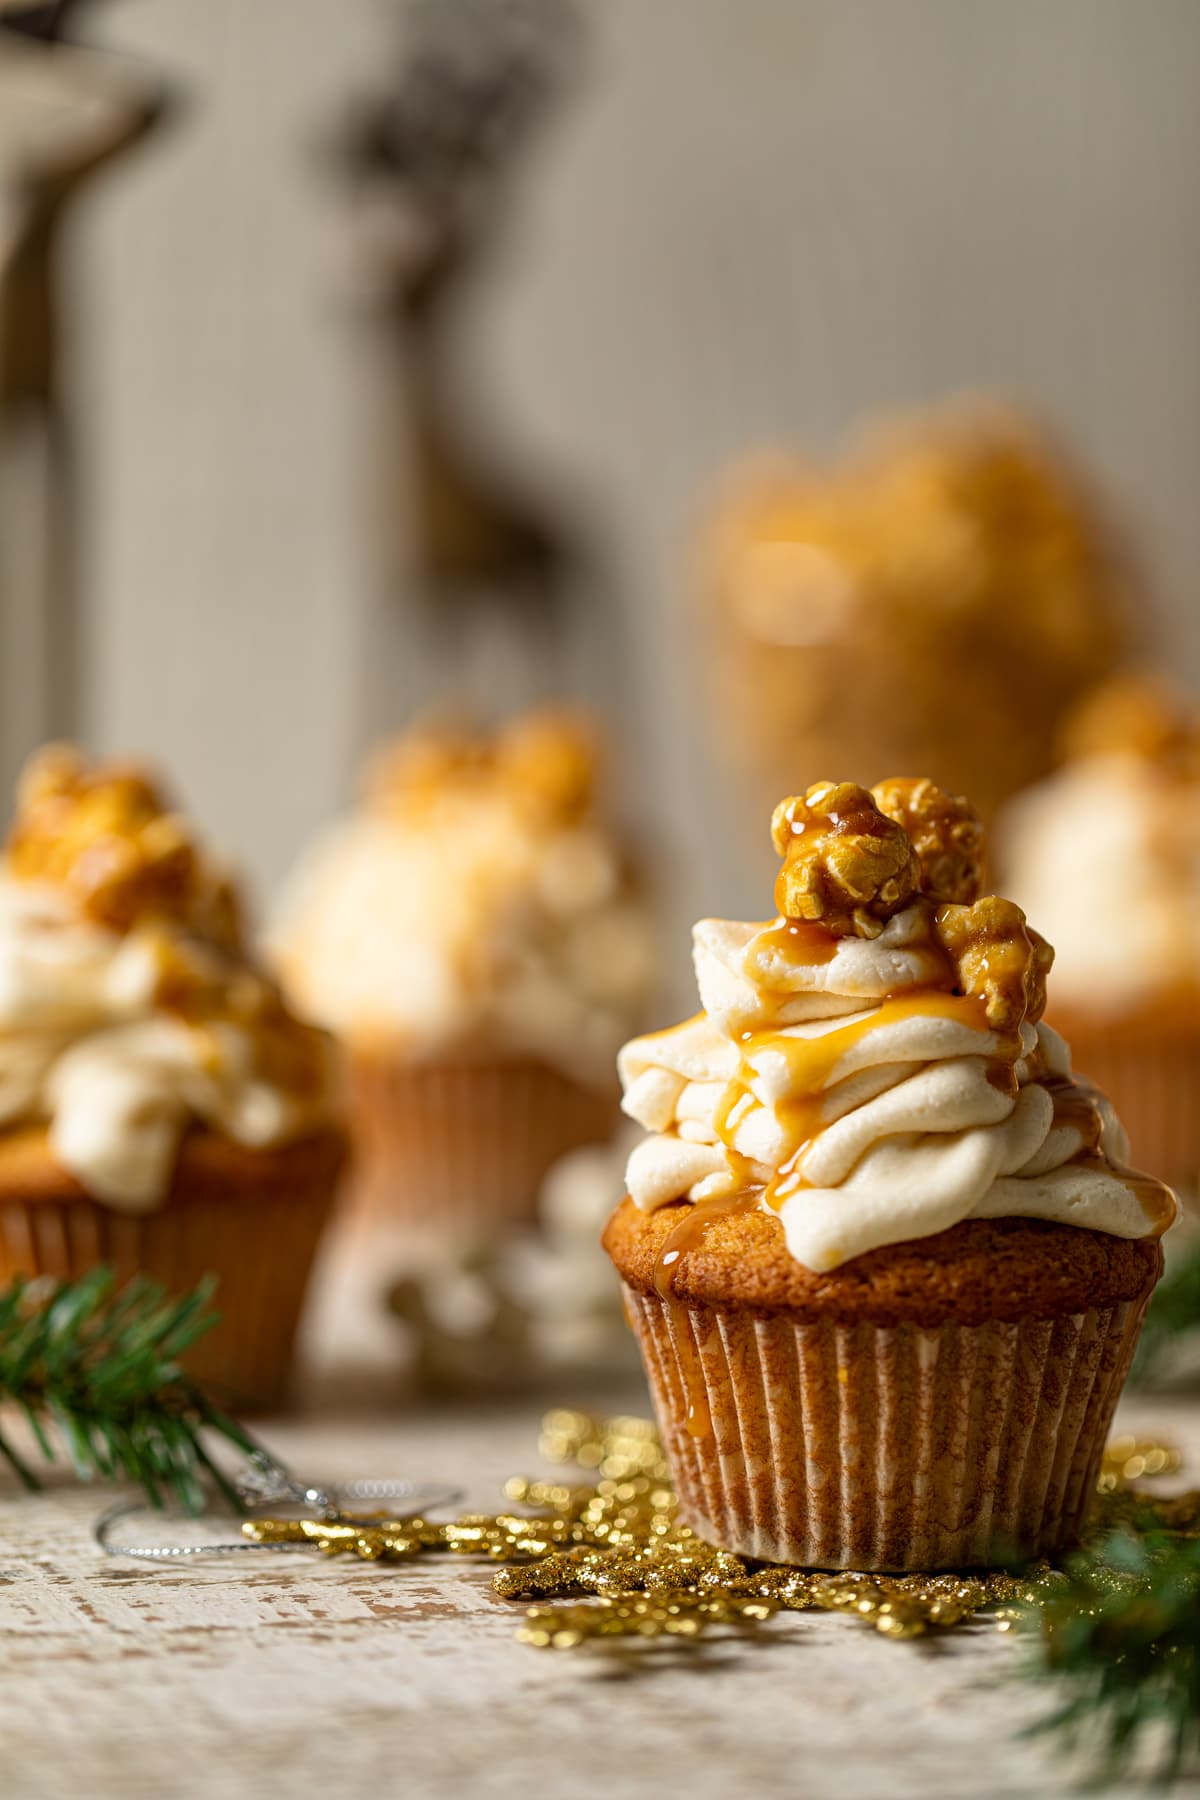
[271,707,657,1246]
[998,673,1200,1191]
[0,747,347,1409]
[704,399,1138,832]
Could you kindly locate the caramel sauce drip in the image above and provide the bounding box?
[654,1193,761,1440]
[1046,1073,1107,1153]
[654,1191,763,1301]
[986,1058,1020,1100]
[737,910,957,1031]
[722,988,1001,1213]
[1045,1072,1176,1235]
[748,917,840,970]
[1066,1150,1176,1234]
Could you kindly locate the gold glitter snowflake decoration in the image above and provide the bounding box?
[240,1411,1200,1653]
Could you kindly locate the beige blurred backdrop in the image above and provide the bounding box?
[24,0,1200,941]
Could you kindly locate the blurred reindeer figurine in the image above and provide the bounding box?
[331,0,586,717]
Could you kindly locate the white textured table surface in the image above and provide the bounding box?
[3,1391,1199,1800]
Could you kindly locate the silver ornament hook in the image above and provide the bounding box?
[94,1446,462,1563]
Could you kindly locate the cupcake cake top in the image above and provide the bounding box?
[619,778,1175,1273]
[0,746,339,1211]
[270,708,657,1083]
[998,674,1200,1020]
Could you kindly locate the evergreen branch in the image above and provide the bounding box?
[1024,1523,1200,1783]
[1133,1235,1200,1385]
[0,1269,263,1514]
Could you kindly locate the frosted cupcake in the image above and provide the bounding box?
[272,709,656,1242]
[0,747,346,1409]
[604,777,1173,1570]
[705,402,1136,833]
[998,675,1200,1190]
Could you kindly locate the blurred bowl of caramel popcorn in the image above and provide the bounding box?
[702,398,1142,830]
[998,672,1200,1191]
[270,707,658,1250]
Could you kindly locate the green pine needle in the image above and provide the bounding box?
[1133,1235,1200,1385]
[0,1268,262,1514]
[1024,1522,1200,1783]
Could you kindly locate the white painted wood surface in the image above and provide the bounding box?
[3,1392,1199,1800]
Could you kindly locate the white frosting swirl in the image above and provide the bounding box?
[998,752,1200,1012]
[619,904,1168,1271]
[270,803,656,1087]
[0,879,338,1212]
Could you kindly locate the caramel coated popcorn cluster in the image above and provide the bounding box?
[1060,671,1200,774]
[6,746,331,1097]
[8,746,241,947]
[366,707,600,827]
[934,896,1053,1033]
[707,404,1136,828]
[771,783,918,936]
[771,776,1052,1029]
[871,776,984,906]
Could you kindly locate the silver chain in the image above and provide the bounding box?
[95,1447,462,1562]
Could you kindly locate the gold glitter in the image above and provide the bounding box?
[240,1412,1200,1651]
[1097,1433,1183,1492]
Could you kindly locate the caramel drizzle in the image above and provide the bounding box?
[1044,1072,1176,1235]
[722,987,999,1216]
[653,1193,761,1441]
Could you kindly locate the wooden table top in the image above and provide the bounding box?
[4,1386,1200,1800]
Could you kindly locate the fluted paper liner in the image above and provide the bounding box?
[349,1053,617,1239]
[0,1176,336,1414]
[624,1289,1150,1569]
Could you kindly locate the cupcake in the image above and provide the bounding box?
[0,747,346,1409]
[705,401,1136,838]
[998,674,1200,1191]
[272,708,656,1244]
[604,777,1174,1570]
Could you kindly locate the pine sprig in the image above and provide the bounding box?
[1025,1523,1200,1783]
[1132,1234,1200,1385]
[0,1269,262,1514]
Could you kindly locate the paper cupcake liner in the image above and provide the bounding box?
[348,1053,618,1242]
[1063,1023,1200,1192]
[624,1288,1150,1569]
[0,1177,336,1414]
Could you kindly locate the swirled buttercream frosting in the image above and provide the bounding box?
[619,778,1175,1272]
[0,747,339,1211]
[270,710,657,1085]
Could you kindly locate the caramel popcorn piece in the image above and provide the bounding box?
[497,708,598,824]
[366,708,599,826]
[1060,672,1200,772]
[771,782,919,936]
[934,895,1054,1032]
[871,777,985,904]
[365,723,486,812]
[6,746,242,948]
